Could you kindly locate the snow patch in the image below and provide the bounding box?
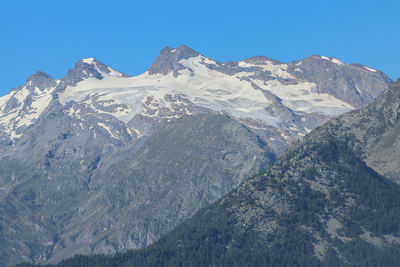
[0,83,56,139]
[81,58,96,64]
[320,56,345,65]
[18,86,55,127]
[331,58,345,65]
[234,71,254,78]
[254,79,354,116]
[238,61,295,79]
[201,56,218,65]
[0,94,12,113]
[364,66,376,72]
[128,127,142,138]
[97,122,117,139]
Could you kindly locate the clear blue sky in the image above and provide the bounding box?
[1,0,399,96]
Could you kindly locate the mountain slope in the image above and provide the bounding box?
[306,79,400,182]
[36,80,400,266]
[46,112,276,263]
[0,112,274,266]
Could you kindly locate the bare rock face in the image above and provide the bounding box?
[26,71,57,91]
[57,58,131,90]
[148,45,200,76]
[0,46,393,266]
[287,55,392,108]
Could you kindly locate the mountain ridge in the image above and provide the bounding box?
[1,45,391,149]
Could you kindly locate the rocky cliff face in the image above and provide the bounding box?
[287,55,391,108]
[0,46,392,266]
[306,79,400,183]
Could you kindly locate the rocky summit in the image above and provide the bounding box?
[0,45,392,266]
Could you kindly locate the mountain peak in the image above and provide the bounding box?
[243,55,282,65]
[148,45,201,76]
[80,57,98,64]
[25,71,56,92]
[74,57,110,74]
[174,44,200,55]
[56,58,130,89]
[66,59,108,84]
[27,70,53,81]
[304,55,346,65]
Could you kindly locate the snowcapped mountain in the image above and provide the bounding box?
[0,45,391,155]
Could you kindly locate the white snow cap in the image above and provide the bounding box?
[81,58,97,64]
